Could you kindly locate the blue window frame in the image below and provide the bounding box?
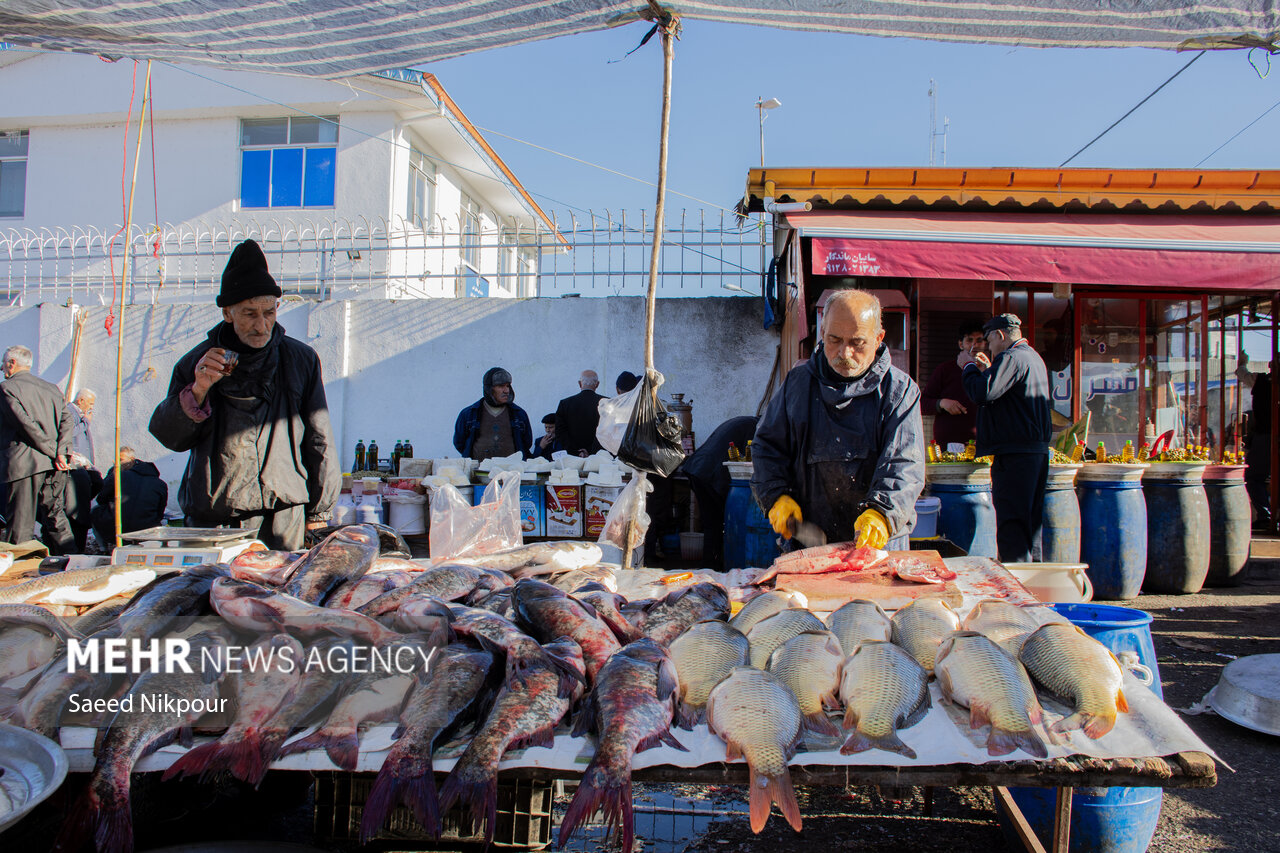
[239,116,337,209]
[0,130,29,218]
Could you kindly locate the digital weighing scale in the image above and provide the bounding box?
[109,527,262,569]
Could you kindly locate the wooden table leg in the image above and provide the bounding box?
[991,786,1049,853]
[1051,786,1073,853]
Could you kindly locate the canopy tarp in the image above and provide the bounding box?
[3,1,1279,79]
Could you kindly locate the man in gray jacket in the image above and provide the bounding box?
[753,290,925,550]
[961,313,1053,563]
[149,239,340,549]
[0,345,74,552]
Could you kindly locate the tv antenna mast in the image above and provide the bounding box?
[928,79,950,166]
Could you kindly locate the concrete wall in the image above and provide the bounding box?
[4,296,775,513]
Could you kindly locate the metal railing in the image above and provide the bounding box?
[0,209,762,304]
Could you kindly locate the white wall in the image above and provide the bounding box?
[6,296,774,513]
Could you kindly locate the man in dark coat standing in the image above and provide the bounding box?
[753,290,926,550]
[961,313,1053,563]
[680,415,758,567]
[149,239,340,550]
[453,367,533,460]
[0,345,75,552]
[554,370,606,457]
[921,319,986,448]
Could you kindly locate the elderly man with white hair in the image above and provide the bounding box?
[752,289,926,550]
[554,369,606,457]
[0,345,75,552]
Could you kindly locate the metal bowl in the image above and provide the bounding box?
[1207,654,1280,736]
[0,722,69,833]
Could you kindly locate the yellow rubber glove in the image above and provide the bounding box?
[768,495,803,538]
[854,507,890,550]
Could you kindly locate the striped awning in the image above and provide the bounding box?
[2,2,1279,79]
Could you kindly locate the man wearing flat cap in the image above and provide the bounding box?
[149,239,340,549]
[960,313,1053,563]
[453,367,533,460]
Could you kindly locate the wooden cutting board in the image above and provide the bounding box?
[772,550,961,611]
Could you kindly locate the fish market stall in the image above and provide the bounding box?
[21,547,1218,853]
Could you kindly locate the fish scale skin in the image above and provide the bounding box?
[890,599,960,671]
[729,592,799,634]
[1019,624,1124,725]
[935,633,1042,735]
[839,641,929,740]
[826,600,891,656]
[707,668,802,778]
[642,583,730,647]
[670,621,749,710]
[747,609,825,669]
[963,600,1042,657]
[768,631,844,719]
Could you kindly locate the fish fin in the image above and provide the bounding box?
[509,724,557,752]
[659,728,688,751]
[636,727,686,753]
[558,767,633,851]
[724,739,743,763]
[176,725,195,750]
[987,725,1048,759]
[438,762,499,846]
[51,786,101,853]
[747,766,802,834]
[839,728,917,759]
[1081,710,1119,740]
[842,707,860,729]
[655,658,680,705]
[571,691,597,738]
[821,690,843,712]
[161,740,220,781]
[279,727,359,771]
[968,701,991,730]
[934,666,954,700]
[1116,688,1129,714]
[246,598,285,628]
[361,753,440,843]
[803,711,841,737]
[900,694,932,730]
[674,701,700,732]
[0,686,21,721]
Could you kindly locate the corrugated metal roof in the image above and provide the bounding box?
[1,2,1278,79]
[744,167,1280,214]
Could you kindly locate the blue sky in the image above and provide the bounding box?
[424,21,1280,217]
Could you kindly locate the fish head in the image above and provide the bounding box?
[543,637,587,676]
[338,524,380,547]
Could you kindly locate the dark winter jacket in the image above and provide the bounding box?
[961,339,1053,456]
[148,322,340,522]
[93,460,169,534]
[0,370,73,483]
[752,346,926,545]
[554,388,606,456]
[453,400,533,460]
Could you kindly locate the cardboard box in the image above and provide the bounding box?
[583,484,624,539]
[545,484,583,537]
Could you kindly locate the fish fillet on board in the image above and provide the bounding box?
[772,571,963,612]
[753,543,888,585]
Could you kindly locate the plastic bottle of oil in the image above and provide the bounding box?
[1096,441,1107,463]
[727,442,740,462]
[352,439,365,473]
[1121,440,1135,463]
[744,440,753,462]
[1137,442,1151,462]
[964,440,977,460]
[1070,440,1086,463]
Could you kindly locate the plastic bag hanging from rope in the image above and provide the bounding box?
[617,369,685,477]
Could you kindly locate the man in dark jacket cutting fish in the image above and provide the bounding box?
[960,313,1052,563]
[752,290,925,550]
[149,239,340,550]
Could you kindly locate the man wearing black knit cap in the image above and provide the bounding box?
[148,239,340,550]
[453,367,533,460]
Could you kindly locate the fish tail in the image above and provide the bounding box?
[161,739,223,781]
[278,727,359,771]
[361,754,439,842]
[1116,688,1129,713]
[747,765,802,834]
[439,758,498,845]
[839,727,916,759]
[557,763,632,850]
[987,724,1048,759]
[93,796,135,853]
[803,711,841,737]
[51,786,101,853]
[1056,708,1118,740]
[0,686,21,723]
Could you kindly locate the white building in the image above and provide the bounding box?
[0,49,562,303]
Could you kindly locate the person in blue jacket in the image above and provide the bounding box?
[960,313,1052,563]
[752,289,925,550]
[453,367,533,460]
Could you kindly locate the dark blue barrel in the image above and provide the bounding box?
[1142,464,1210,595]
[1042,464,1082,563]
[927,466,997,558]
[1004,603,1163,853]
[723,477,779,570]
[1076,466,1147,600]
[1203,465,1251,587]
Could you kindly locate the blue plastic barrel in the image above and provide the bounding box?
[1076,465,1147,600]
[1042,464,1082,563]
[1142,464,1210,595]
[928,480,998,558]
[1004,602,1164,853]
[1203,466,1250,587]
[723,478,779,570]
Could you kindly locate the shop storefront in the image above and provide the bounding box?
[745,167,1280,523]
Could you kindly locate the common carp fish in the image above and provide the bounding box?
[729,590,808,635]
[768,630,845,736]
[669,619,749,728]
[746,608,825,669]
[559,638,686,851]
[825,599,891,657]
[963,599,1044,658]
[1019,621,1129,739]
[838,640,931,758]
[889,598,960,673]
[706,667,804,834]
[934,630,1048,758]
[0,565,156,606]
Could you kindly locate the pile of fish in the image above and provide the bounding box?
[0,528,1132,852]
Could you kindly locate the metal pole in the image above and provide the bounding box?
[115,60,153,548]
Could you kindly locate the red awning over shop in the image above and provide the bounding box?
[790,211,1280,291]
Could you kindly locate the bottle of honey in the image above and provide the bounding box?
[1070,441,1085,463]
